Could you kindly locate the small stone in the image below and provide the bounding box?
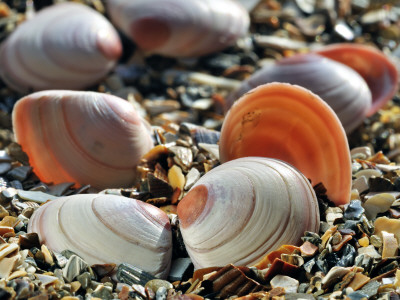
[326,207,343,225]
[0,256,19,279]
[351,147,372,160]
[145,279,173,294]
[374,217,400,243]
[117,263,155,286]
[358,236,369,247]
[198,143,219,160]
[357,245,381,259]
[337,244,357,267]
[54,252,69,268]
[8,269,27,280]
[184,168,201,191]
[17,190,58,204]
[381,231,398,259]
[168,165,185,192]
[168,258,193,282]
[62,255,89,283]
[344,200,365,220]
[35,274,59,286]
[6,166,32,182]
[0,163,11,175]
[270,275,299,293]
[370,235,382,248]
[368,177,394,192]
[48,182,74,196]
[91,284,113,300]
[352,176,369,194]
[77,272,92,289]
[354,169,382,180]
[347,291,370,300]
[41,244,54,265]
[363,193,395,219]
[300,241,318,257]
[321,266,350,289]
[347,272,370,291]
[156,286,167,300]
[350,189,361,200]
[358,280,380,298]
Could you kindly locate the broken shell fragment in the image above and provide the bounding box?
[107,0,249,57]
[226,54,372,134]
[0,2,122,92]
[28,194,172,278]
[220,82,352,206]
[177,157,320,269]
[12,90,154,189]
[315,43,399,116]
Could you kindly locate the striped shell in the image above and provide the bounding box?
[315,43,399,116]
[12,90,154,190]
[227,53,372,134]
[107,0,249,57]
[28,194,172,278]
[177,157,320,269]
[0,2,122,92]
[220,82,352,206]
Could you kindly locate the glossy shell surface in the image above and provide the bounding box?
[12,90,154,189]
[0,2,122,92]
[315,43,399,116]
[227,54,372,134]
[220,82,352,206]
[177,157,320,269]
[28,194,172,278]
[107,0,249,57]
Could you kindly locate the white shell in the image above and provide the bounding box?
[107,0,249,57]
[227,54,372,134]
[177,157,320,269]
[0,2,122,92]
[28,194,172,278]
[12,90,154,189]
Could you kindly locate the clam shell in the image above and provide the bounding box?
[220,82,352,206]
[177,157,320,269]
[28,194,172,278]
[0,2,122,92]
[107,0,249,57]
[315,43,399,116]
[12,90,154,189]
[227,53,372,134]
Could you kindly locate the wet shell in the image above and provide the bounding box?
[0,2,122,92]
[227,53,372,134]
[220,82,351,206]
[28,194,172,278]
[107,0,249,57]
[12,90,154,190]
[177,157,320,269]
[315,43,399,116]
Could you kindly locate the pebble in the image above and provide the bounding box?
[16,190,58,204]
[351,147,372,160]
[184,168,201,191]
[357,245,381,259]
[369,177,394,192]
[344,200,365,220]
[352,176,369,194]
[321,267,350,289]
[0,162,11,175]
[363,193,395,219]
[270,275,299,293]
[6,166,32,182]
[62,255,89,283]
[168,258,193,282]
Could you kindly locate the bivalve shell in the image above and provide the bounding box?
[0,2,122,92]
[220,82,352,206]
[227,54,372,134]
[12,90,154,190]
[177,157,320,269]
[107,0,249,57]
[28,194,172,278]
[315,43,399,116]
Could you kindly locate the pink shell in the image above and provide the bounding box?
[107,0,249,57]
[0,2,122,92]
[12,90,154,190]
[227,53,372,134]
[315,43,399,116]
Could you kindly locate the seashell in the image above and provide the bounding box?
[177,156,320,269]
[220,83,352,206]
[28,194,172,278]
[315,43,399,116]
[12,90,154,190]
[106,0,249,57]
[0,2,122,92]
[226,53,372,134]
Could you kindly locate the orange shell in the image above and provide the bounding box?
[219,82,352,206]
[315,43,399,116]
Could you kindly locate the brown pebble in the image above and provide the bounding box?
[332,235,352,252]
[300,241,318,257]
